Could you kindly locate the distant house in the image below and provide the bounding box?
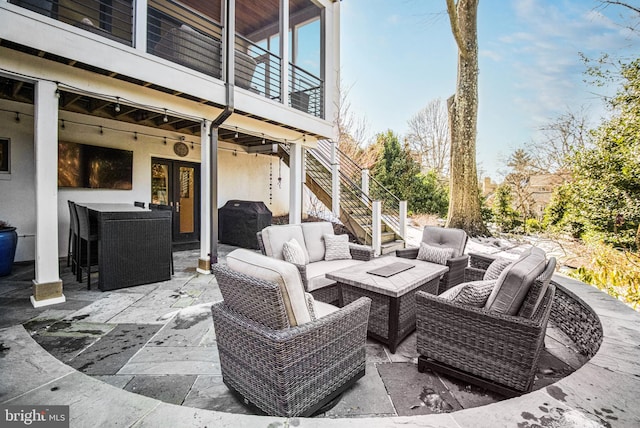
[482,177,498,198]
[528,173,569,219]
[0,0,341,307]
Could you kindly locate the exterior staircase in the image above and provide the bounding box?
[279,141,405,254]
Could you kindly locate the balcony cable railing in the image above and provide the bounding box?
[9,0,134,45]
[289,63,324,119]
[10,0,325,119]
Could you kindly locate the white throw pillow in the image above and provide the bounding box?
[417,242,454,265]
[441,280,496,308]
[324,234,352,261]
[282,238,309,265]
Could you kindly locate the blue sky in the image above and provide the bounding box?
[340,0,639,180]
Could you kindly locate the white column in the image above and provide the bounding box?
[361,168,369,205]
[134,0,148,51]
[198,120,211,274]
[280,0,290,107]
[323,0,339,122]
[331,141,340,218]
[372,200,382,256]
[399,200,408,240]
[289,143,303,224]
[31,80,65,308]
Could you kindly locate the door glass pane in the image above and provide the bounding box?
[178,166,195,233]
[151,163,169,204]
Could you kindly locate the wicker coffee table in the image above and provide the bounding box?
[326,257,448,353]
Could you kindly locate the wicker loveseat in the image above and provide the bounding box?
[257,222,374,304]
[415,248,557,396]
[396,226,469,294]
[211,249,371,417]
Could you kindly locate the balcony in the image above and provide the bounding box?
[8,0,326,119]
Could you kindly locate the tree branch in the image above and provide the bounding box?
[600,1,640,15]
[446,0,468,59]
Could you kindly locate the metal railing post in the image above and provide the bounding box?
[399,200,407,240]
[331,141,340,218]
[372,200,382,256]
[361,168,369,206]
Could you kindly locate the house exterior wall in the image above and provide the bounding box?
[0,100,290,262]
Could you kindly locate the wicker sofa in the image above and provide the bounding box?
[257,222,374,304]
[396,226,469,294]
[416,248,557,396]
[211,249,371,417]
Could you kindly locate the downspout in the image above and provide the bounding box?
[209,0,235,266]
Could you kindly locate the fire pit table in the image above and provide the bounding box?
[326,256,448,353]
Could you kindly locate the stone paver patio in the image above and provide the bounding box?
[1,244,639,427]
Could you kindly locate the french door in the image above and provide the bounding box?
[151,158,200,245]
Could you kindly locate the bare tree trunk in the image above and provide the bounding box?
[445,0,488,236]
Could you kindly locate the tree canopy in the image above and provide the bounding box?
[547,58,640,248]
[371,131,448,216]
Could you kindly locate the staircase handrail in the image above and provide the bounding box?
[314,140,403,237]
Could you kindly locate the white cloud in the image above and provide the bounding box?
[480,50,502,61]
[493,0,639,129]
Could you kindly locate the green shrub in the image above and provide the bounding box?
[525,218,542,234]
[569,241,640,310]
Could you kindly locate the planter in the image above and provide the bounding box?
[0,227,18,277]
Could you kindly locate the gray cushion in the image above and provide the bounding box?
[483,257,514,281]
[417,242,454,265]
[441,280,496,308]
[324,234,352,261]
[226,249,312,326]
[484,248,547,315]
[518,257,556,319]
[422,226,468,257]
[301,222,335,262]
[314,301,340,318]
[260,225,306,260]
[306,259,362,292]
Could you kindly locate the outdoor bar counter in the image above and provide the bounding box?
[79,203,172,291]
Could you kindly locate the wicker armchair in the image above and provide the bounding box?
[211,250,371,417]
[396,226,469,294]
[415,251,557,396]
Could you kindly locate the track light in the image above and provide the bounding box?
[191,142,194,149]
[115,97,121,113]
[134,132,138,140]
[234,127,239,139]
[163,137,167,145]
[15,112,20,123]
[61,120,65,129]
[262,134,266,145]
[163,109,168,123]
[99,126,103,135]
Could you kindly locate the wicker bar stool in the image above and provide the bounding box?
[149,203,174,274]
[74,204,99,289]
[67,200,79,272]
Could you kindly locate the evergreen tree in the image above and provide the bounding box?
[568,59,640,248]
[371,131,448,216]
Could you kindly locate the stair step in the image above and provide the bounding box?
[381,231,397,243]
[380,240,406,255]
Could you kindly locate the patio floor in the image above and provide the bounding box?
[0,245,590,419]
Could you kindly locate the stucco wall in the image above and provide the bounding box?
[0,101,290,262]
